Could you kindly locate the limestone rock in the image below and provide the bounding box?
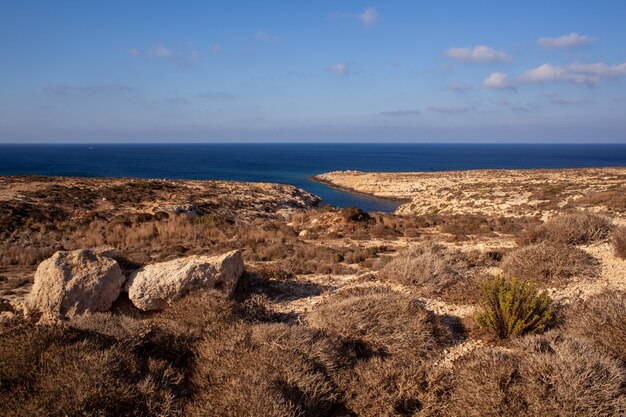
[26,249,126,320]
[125,250,243,311]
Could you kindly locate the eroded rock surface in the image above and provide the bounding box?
[26,249,126,320]
[125,250,244,311]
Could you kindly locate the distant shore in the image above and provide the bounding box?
[314,167,626,219]
[309,174,410,205]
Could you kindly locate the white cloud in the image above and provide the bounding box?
[359,8,379,27]
[212,44,223,54]
[538,33,594,48]
[255,31,280,42]
[444,45,511,63]
[519,62,626,85]
[483,72,516,90]
[327,63,349,76]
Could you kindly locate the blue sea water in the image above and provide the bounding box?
[1,143,625,212]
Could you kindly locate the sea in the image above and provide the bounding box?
[1,143,625,212]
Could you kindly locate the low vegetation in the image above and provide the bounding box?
[307,286,454,358]
[379,242,493,304]
[442,333,626,416]
[501,242,598,287]
[521,211,613,245]
[613,226,626,259]
[475,276,554,339]
[564,291,626,363]
[2,175,626,416]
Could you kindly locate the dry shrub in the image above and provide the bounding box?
[339,207,371,223]
[612,226,626,259]
[379,242,486,304]
[443,333,626,417]
[187,322,347,417]
[575,187,626,212]
[336,356,445,417]
[0,317,195,417]
[522,211,613,245]
[307,286,453,358]
[564,291,626,363]
[501,242,598,287]
[155,289,238,331]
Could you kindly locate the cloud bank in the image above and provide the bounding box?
[483,72,516,90]
[538,33,594,48]
[444,45,511,63]
[520,62,626,85]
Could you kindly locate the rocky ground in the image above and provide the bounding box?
[313,167,626,220]
[1,172,625,416]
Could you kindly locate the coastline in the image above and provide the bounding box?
[308,174,411,205]
[313,167,626,218]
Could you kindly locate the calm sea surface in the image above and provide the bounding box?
[1,144,625,212]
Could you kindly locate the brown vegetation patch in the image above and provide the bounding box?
[574,187,626,212]
[0,317,195,417]
[564,291,626,363]
[521,211,613,245]
[307,286,455,358]
[187,323,348,417]
[501,243,599,287]
[612,226,626,259]
[442,333,626,417]
[336,356,445,417]
[380,242,493,304]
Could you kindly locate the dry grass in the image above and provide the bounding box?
[442,333,626,417]
[0,214,388,276]
[564,291,626,363]
[521,211,613,245]
[574,187,626,212]
[187,322,347,417]
[379,242,489,304]
[0,317,195,417]
[307,286,454,358]
[336,356,445,417]
[501,243,599,287]
[612,226,626,259]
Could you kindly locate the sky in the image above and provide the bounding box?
[1,0,626,143]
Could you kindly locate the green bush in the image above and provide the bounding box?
[476,276,553,338]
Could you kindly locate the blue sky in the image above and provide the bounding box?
[1,0,626,143]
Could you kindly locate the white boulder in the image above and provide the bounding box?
[125,250,243,311]
[26,249,126,320]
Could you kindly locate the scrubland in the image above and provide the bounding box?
[1,171,625,416]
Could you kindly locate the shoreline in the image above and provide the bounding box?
[308,175,410,205]
[313,166,626,218]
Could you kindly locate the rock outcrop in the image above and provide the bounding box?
[125,250,243,311]
[26,249,126,320]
